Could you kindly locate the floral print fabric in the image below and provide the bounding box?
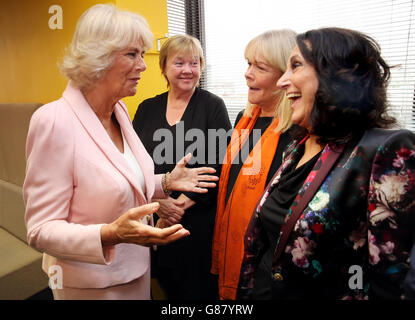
[238,129,415,300]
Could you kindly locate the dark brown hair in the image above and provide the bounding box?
[297,27,396,144]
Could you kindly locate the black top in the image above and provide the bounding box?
[253,144,322,299]
[132,87,232,268]
[225,110,293,204]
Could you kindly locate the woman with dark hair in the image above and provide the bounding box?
[237,27,415,300]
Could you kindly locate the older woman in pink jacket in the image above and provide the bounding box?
[23,4,217,300]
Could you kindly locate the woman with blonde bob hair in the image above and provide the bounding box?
[133,35,232,300]
[158,34,206,87]
[133,34,231,299]
[243,29,295,132]
[211,29,303,300]
[24,4,219,300]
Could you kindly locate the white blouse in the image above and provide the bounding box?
[121,131,146,194]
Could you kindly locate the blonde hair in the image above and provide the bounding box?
[59,4,153,90]
[159,34,205,87]
[243,29,297,133]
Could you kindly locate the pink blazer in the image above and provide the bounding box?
[23,82,165,289]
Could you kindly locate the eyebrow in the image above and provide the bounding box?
[290,54,301,61]
[257,61,268,66]
[126,47,142,53]
[173,54,199,59]
[254,59,270,68]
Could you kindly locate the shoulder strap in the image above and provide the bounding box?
[273,143,346,265]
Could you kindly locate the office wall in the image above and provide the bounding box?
[0,0,168,118]
[117,0,169,117]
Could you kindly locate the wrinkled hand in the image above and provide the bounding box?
[154,197,185,225]
[101,202,190,247]
[156,218,175,229]
[169,153,219,193]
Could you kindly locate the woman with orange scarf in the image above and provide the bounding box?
[211,29,301,300]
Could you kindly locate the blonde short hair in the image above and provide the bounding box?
[159,34,205,87]
[244,29,297,133]
[60,4,153,90]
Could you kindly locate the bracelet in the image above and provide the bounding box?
[162,172,172,195]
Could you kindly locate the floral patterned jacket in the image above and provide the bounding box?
[237,128,415,300]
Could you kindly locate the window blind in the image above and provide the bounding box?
[204,0,415,131]
[167,0,186,36]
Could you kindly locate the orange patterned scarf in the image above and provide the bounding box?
[211,106,281,300]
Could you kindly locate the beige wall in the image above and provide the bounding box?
[116,0,169,118]
[0,0,169,118]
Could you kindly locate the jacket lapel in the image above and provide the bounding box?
[238,138,346,298]
[62,82,147,202]
[287,142,346,220]
[114,102,155,203]
[255,136,308,213]
[270,142,346,267]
